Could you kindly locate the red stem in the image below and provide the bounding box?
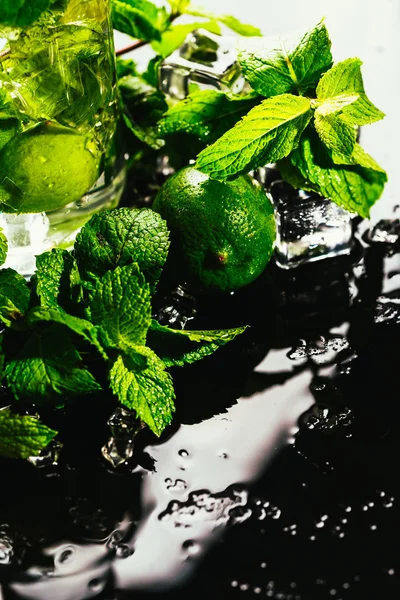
[115,39,147,57]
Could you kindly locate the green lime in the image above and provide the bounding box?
[152,167,276,293]
[0,122,101,213]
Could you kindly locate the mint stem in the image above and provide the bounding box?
[116,39,147,57]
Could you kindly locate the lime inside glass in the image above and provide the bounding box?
[0,0,125,276]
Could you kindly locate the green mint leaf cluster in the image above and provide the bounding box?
[0,208,247,457]
[193,21,387,217]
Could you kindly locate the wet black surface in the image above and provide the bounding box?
[1,223,400,600]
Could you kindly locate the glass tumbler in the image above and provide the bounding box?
[0,0,125,276]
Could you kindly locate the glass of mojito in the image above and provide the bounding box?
[0,0,125,276]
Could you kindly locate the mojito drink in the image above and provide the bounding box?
[0,0,124,275]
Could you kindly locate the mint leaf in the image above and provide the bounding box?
[184,7,262,36]
[33,249,79,308]
[314,111,357,157]
[313,93,360,116]
[111,0,162,42]
[0,0,50,28]
[158,90,260,144]
[196,94,312,180]
[116,57,138,79]
[151,21,221,58]
[148,320,248,367]
[141,55,163,88]
[332,143,387,172]
[75,208,170,286]
[0,409,57,459]
[0,229,7,267]
[109,347,175,436]
[119,75,168,150]
[90,264,152,352]
[24,307,107,360]
[0,268,30,327]
[290,129,387,217]
[215,15,262,37]
[6,325,101,404]
[239,21,332,97]
[316,58,385,126]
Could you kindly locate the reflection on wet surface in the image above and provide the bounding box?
[1,220,400,599]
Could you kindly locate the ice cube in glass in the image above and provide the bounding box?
[159,29,245,101]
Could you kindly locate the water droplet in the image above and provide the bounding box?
[116,544,134,559]
[182,540,200,556]
[88,578,107,593]
[178,449,189,458]
[231,580,238,588]
[387,569,395,576]
[240,583,249,591]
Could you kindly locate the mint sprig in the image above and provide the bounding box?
[193,21,387,216]
[0,208,247,458]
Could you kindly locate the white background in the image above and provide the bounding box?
[116,0,400,219]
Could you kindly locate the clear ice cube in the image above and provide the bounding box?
[153,284,197,329]
[159,29,245,102]
[261,172,352,269]
[102,407,143,469]
[0,212,50,277]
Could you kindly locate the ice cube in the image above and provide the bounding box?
[102,407,143,469]
[267,180,353,269]
[159,29,245,102]
[0,212,50,277]
[153,284,196,329]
